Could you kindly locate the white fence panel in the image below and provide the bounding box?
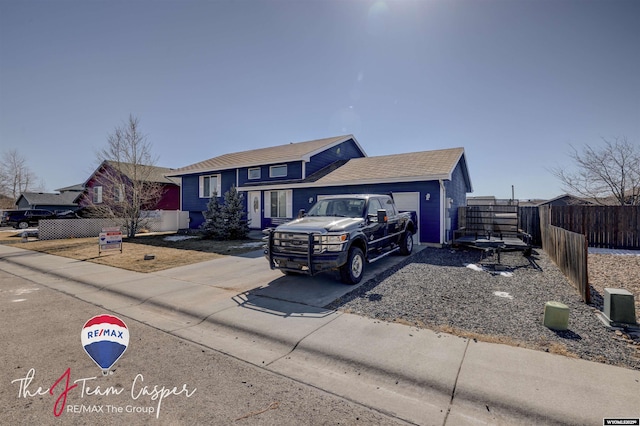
[142,210,189,232]
[39,218,120,240]
[38,211,189,240]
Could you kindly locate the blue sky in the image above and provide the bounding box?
[1,0,638,200]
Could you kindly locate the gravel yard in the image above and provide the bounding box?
[328,247,640,371]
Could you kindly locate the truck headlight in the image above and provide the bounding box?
[317,234,348,252]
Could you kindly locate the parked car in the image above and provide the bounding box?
[0,210,17,227]
[3,209,56,229]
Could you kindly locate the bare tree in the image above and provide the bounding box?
[92,115,167,237]
[551,137,640,206]
[0,149,44,206]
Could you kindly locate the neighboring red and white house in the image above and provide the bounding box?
[80,160,180,211]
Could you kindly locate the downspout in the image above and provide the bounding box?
[439,180,446,246]
[179,177,183,210]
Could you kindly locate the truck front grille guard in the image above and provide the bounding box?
[268,231,316,275]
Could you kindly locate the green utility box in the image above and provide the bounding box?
[604,288,637,326]
[543,301,570,331]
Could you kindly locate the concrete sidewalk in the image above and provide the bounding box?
[1,243,639,425]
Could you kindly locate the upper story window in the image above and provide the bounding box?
[93,186,103,204]
[199,174,221,198]
[269,164,287,178]
[248,167,261,180]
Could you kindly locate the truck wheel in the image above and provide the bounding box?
[18,221,29,229]
[340,247,364,285]
[399,230,413,255]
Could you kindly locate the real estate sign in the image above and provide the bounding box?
[99,227,123,254]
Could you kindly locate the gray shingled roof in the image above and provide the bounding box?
[312,148,466,185]
[19,191,79,206]
[169,135,359,175]
[55,183,85,192]
[104,161,178,185]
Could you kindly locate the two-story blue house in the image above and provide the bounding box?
[168,134,472,246]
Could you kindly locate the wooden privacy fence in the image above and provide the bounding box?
[519,206,541,246]
[540,206,590,303]
[549,205,640,249]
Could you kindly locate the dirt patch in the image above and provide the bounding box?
[588,253,640,313]
[0,231,264,273]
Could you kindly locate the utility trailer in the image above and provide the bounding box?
[453,201,532,261]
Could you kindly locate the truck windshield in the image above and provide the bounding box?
[308,198,366,218]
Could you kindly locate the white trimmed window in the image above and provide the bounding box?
[114,184,125,202]
[93,186,103,204]
[199,174,221,198]
[269,164,287,178]
[248,167,261,180]
[265,190,292,219]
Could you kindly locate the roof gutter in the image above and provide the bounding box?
[238,173,452,192]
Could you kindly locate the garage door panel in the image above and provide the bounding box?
[392,192,420,242]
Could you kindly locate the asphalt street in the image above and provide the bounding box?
[1,269,405,426]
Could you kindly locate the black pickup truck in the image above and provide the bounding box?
[264,194,417,284]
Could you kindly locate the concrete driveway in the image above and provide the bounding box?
[155,246,425,309]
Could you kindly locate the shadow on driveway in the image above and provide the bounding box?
[233,246,429,316]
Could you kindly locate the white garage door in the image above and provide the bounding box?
[392,192,420,243]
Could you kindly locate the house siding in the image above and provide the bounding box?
[420,183,443,244]
[155,185,181,210]
[194,173,467,245]
[237,161,304,187]
[183,169,249,228]
[305,139,364,177]
[181,170,235,211]
[444,161,470,240]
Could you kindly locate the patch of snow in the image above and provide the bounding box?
[465,263,484,272]
[493,291,513,299]
[466,263,513,277]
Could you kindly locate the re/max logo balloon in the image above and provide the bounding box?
[81,315,129,375]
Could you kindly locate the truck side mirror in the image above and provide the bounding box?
[377,209,388,223]
[297,209,306,219]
